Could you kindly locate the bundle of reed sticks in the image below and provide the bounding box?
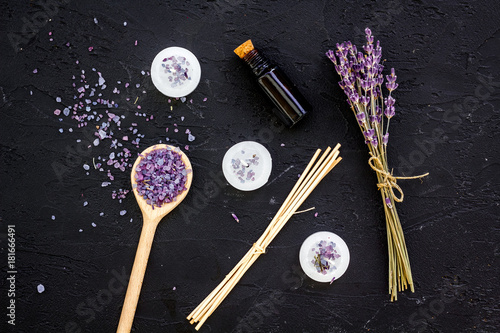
[187,144,342,330]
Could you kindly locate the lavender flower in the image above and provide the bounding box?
[326,27,400,152]
[386,68,399,92]
[385,95,395,107]
[385,105,395,118]
[360,95,370,106]
[369,114,381,124]
[326,50,336,64]
[356,112,366,124]
[363,129,375,140]
[382,133,389,145]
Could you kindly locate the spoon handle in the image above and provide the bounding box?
[117,218,158,333]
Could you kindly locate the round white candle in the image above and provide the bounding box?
[151,47,201,98]
[299,231,350,283]
[222,141,272,191]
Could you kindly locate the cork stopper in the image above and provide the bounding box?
[234,40,254,59]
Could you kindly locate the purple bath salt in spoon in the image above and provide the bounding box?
[117,144,193,333]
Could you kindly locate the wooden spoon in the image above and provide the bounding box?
[117,144,193,333]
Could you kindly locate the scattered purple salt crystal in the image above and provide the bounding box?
[123,136,128,141]
[54,109,61,116]
[37,284,45,293]
[56,97,62,103]
[92,222,96,227]
[120,210,127,216]
[187,133,195,142]
[314,212,318,217]
[134,40,138,46]
[83,164,90,171]
[281,143,285,147]
[94,18,98,24]
[98,73,105,86]
[51,215,56,220]
[93,138,100,146]
[180,97,186,103]
[203,97,207,102]
[100,212,104,216]
[231,213,239,223]
[185,145,189,150]
[33,68,38,74]
[83,201,88,207]
[88,46,94,52]
[123,21,127,26]
[79,229,83,232]
[59,128,63,133]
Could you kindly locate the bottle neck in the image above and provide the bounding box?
[242,49,274,77]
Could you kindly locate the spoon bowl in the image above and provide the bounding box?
[131,144,193,222]
[117,144,193,333]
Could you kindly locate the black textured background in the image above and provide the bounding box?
[1,1,499,332]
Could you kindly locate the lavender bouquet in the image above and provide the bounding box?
[326,28,428,301]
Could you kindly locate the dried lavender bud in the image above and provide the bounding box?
[363,129,375,140]
[356,112,366,125]
[385,197,393,209]
[382,133,389,145]
[385,105,395,118]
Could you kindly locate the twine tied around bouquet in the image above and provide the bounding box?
[368,153,429,202]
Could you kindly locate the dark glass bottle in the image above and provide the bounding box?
[242,49,311,128]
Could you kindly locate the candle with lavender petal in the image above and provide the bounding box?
[151,47,201,98]
[299,231,350,283]
[222,141,272,191]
